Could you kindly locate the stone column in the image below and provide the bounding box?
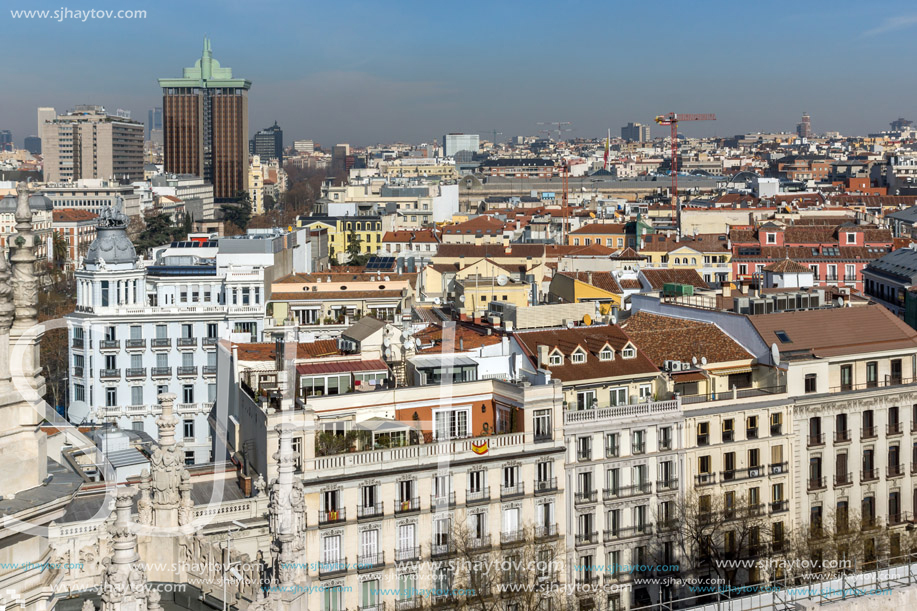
[100,487,148,611]
[149,393,186,528]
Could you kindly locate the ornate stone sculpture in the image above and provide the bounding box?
[178,469,193,526]
[137,470,152,526]
[100,487,148,611]
[11,185,38,330]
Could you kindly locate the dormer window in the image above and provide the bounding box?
[571,349,586,364]
[846,232,856,244]
[621,348,636,359]
[599,348,614,361]
[549,352,563,366]
[766,233,776,244]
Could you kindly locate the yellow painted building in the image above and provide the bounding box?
[298,216,385,260]
[548,271,623,312]
[640,233,733,284]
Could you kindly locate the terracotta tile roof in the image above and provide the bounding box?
[558,271,622,294]
[271,290,404,301]
[234,340,342,362]
[732,245,890,262]
[382,230,439,243]
[569,223,627,235]
[610,247,645,260]
[415,324,502,353]
[640,269,710,290]
[513,325,659,383]
[52,208,98,222]
[763,258,811,273]
[620,279,642,289]
[296,359,389,374]
[435,243,614,259]
[749,305,917,359]
[442,216,506,235]
[620,312,752,366]
[274,272,417,286]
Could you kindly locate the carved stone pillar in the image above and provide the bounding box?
[100,487,148,611]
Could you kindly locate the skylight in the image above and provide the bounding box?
[775,330,792,343]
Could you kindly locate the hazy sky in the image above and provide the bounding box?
[4,0,917,147]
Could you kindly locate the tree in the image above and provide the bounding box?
[221,191,253,231]
[263,194,276,212]
[134,212,184,253]
[345,227,369,266]
[37,268,76,413]
[51,231,68,269]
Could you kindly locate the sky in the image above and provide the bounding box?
[4,0,917,147]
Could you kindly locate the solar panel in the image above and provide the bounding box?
[365,256,396,271]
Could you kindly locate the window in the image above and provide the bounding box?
[605,432,619,457]
[105,387,117,407]
[659,426,672,450]
[577,436,592,461]
[184,451,195,465]
[182,384,194,404]
[622,348,636,359]
[804,374,817,394]
[841,364,853,391]
[766,233,776,244]
[548,352,563,366]
[722,419,734,442]
[699,455,711,474]
[747,415,759,439]
[571,349,586,364]
[131,386,143,406]
[534,409,552,440]
[599,348,613,361]
[156,324,167,339]
[434,408,469,440]
[609,387,627,406]
[183,419,194,439]
[697,422,710,446]
[866,361,878,388]
[771,412,783,436]
[632,430,645,454]
[576,389,596,410]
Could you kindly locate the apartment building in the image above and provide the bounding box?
[219,341,568,611]
[65,218,289,463]
[51,208,97,269]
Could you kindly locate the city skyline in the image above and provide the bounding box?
[4,0,917,146]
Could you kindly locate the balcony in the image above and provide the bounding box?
[151,367,171,378]
[862,426,877,440]
[202,366,217,376]
[501,482,524,499]
[395,497,420,514]
[99,368,120,380]
[468,535,491,552]
[696,473,716,486]
[535,478,557,494]
[575,576,599,591]
[807,476,826,491]
[126,368,146,379]
[888,464,905,478]
[177,366,198,377]
[844,274,857,282]
[770,424,783,436]
[394,597,423,611]
[577,449,592,462]
[888,422,903,436]
[769,462,788,475]
[203,337,219,348]
[617,483,653,497]
[834,430,851,444]
[99,340,120,351]
[574,531,597,547]
[574,490,597,504]
[395,547,420,563]
[466,487,490,504]
[835,472,853,486]
[357,503,383,520]
[656,478,679,492]
[73,367,84,378]
[605,525,653,541]
[357,552,385,572]
[770,500,789,514]
[317,557,348,578]
[318,508,346,525]
[861,468,879,483]
[807,433,825,448]
[151,338,171,349]
[681,385,786,406]
[535,523,558,539]
[360,604,386,611]
[605,445,619,458]
[563,398,681,424]
[889,512,912,526]
[431,541,455,558]
[72,338,84,350]
[430,492,455,509]
[125,339,146,351]
[177,337,198,349]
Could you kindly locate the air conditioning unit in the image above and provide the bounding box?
[749,468,761,478]
[663,360,675,371]
[771,464,783,475]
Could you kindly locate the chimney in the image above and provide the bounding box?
[587,271,593,285]
[537,344,549,368]
[722,285,732,298]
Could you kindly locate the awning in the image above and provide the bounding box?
[672,371,707,383]
[296,359,389,375]
[710,366,753,376]
[409,355,478,369]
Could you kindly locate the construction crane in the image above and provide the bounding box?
[480,129,503,144]
[654,113,715,201]
[537,121,573,139]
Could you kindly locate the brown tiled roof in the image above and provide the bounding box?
[435,243,614,259]
[382,230,439,243]
[620,312,752,366]
[763,258,811,273]
[610,247,645,260]
[569,223,627,235]
[620,279,642,289]
[640,269,710,290]
[53,208,98,222]
[750,305,917,359]
[234,340,342,362]
[271,290,404,301]
[513,325,658,382]
[415,324,502,353]
[732,245,889,262]
[558,271,622,294]
[442,215,506,234]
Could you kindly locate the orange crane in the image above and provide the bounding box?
[654,112,716,201]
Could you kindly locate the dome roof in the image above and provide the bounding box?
[0,193,54,213]
[84,224,137,266]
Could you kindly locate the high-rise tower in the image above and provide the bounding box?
[158,37,251,201]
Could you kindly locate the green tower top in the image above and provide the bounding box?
[158,36,251,89]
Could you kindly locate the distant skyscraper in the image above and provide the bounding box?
[890,118,913,132]
[332,143,350,176]
[0,130,11,151]
[293,139,314,154]
[147,106,162,140]
[37,107,55,149]
[41,105,144,183]
[796,113,812,139]
[252,121,283,164]
[158,37,251,201]
[621,122,650,142]
[24,136,41,155]
[442,133,479,157]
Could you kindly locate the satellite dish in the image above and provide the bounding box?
[771,342,780,366]
[415,338,421,347]
[496,274,509,286]
[383,337,391,347]
[434,297,442,305]
[692,356,698,366]
[583,314,592,326]
[459,295,466,303]
[566,320,575,329]
[838,297,845,307]
[384,348,392,358]
[701,357,707,366]
[402,330,412,341]
[385,276,391,281]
